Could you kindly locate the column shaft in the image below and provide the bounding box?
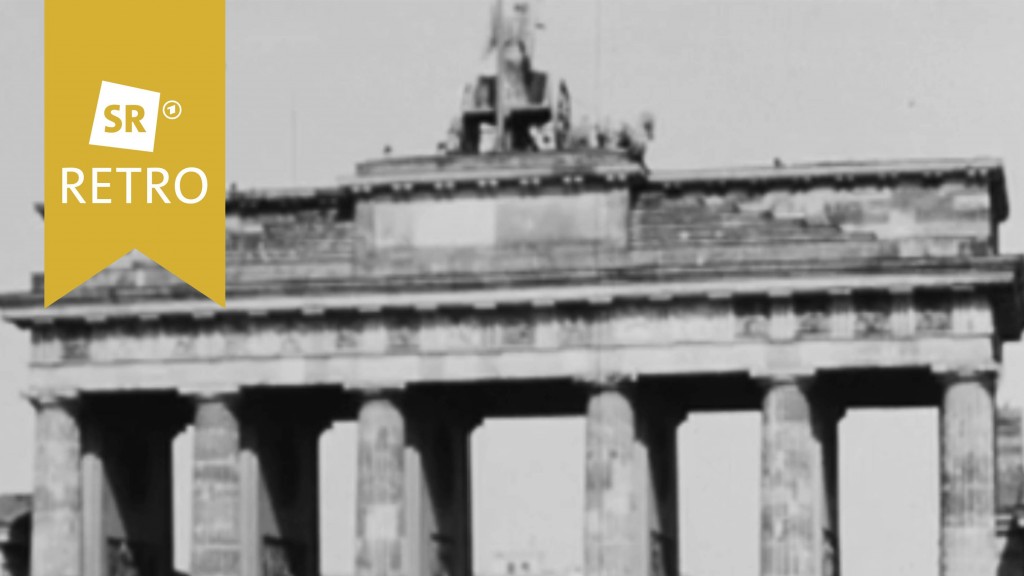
[642,413,678,576]
[192,395,242,576]
[760,377,837,576]
[356,396,406,576]
[813,398,841,576]
[82,397,179,576]
[584,383,677,576]
[30,398,82,576]
[244,397,327,576]
[940,372,997,576]
[449,420,474,576]
[406,409,475,576]
[585,387,637,576]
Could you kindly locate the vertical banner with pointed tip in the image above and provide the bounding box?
[45,0,225,307]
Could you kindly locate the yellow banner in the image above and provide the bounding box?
[45,0,225,306]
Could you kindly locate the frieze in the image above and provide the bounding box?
[224,319,251,357]
[387,317,419,352]
[558,309,592,347]
[916,292,952,334]
[30,326,61,364]
[668,299,732,342]
[952,290,994,334]
[608,304,663,346]
[195,323,228,359]
[62,331,90,362]
[735,298,769,340]
[29,289,996,366]
[336,322,360,352]
[246,321,283,357]
[829,294,855,339]
[854,293,891,338]
[890,292,915,338]
[171,329,198,359]
[445,315,489,350]
[279,319,304,355]
[795,297,830,337]
[302,318,335,356]
[499,312,536,348]
[768,296,797,341]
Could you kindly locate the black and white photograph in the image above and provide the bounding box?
[1,2,1023,576]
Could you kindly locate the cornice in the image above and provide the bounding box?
[3,259,1019,328]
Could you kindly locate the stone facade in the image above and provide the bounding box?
[3,150,1024,576]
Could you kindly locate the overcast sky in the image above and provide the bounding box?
[2,1,1024,576]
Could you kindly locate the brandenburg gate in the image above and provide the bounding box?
[3,5,1023,576]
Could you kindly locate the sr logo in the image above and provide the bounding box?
[103,103,147,134]
[88,81,168,153]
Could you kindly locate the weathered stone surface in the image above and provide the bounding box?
[368,190,628,251]
[585,387,637,576]
[759,376,837,576]
[226,209,356,266]
[634,176,992,256]
[25,331,998,393]
[30,398,81,576]
[996,406,1024,576]
[191,395,242,576]
[584,382,677,576]
[940,371,998,576]
[356,396,405,576]
[997,408,1023,519]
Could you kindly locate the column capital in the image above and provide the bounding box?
[24,388,80,411]
[572,370,638,390]
[347,381,406,398]
[751,370,817,391]
[179,384,241,400]
[932,364,999,390]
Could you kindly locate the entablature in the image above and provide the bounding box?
[8,256,1022,337]
[17,270,1006,379]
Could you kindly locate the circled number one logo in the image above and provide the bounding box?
[162,100,182,120]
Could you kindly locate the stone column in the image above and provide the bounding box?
[30,394,82,576]
[446,415,476,576]
[355,392,406,576]
[938,369,998,576]
[813,396,842,576]
[81,395,180,576]
[759,374,839,576]
[404,392,479,576]
[583,376,678,576]
[191,393,243,576]
[243,393,331,576]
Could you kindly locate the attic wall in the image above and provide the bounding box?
[221,176,995,275]
[63,171,1001,294]
[632,178,993,258]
